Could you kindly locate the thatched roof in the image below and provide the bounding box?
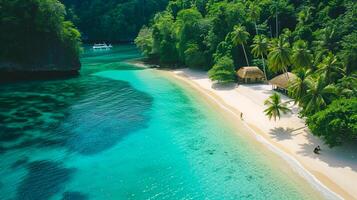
[237,66,265,79]
[269,72,297,89]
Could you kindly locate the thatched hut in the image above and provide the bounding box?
[269,72,297,90]
[237,66,265,83]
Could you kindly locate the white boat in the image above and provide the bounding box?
[92,43,113,50]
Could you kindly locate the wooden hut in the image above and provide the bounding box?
[269,72,297,91]
[236,66,265,83]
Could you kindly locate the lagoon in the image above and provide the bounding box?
[0,46,324,199]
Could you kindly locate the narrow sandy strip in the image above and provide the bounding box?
[131,65,357,199]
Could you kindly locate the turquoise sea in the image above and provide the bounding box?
[0,45,325,199]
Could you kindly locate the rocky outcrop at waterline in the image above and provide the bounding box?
[0,62,81,82]
[0,52,81,82]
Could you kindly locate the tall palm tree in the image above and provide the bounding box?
[248,2,261,35]
[232,25,250,66]
[288,68,311,105]
[270,0,281,37]
[301,75,337,115]
[291,40,312,69]
[264,93,291,121]
[268,37,291,77]
[251,35,268,80]
[316,52,345,84]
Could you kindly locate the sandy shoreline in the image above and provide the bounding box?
[162,68,357,200]
[130,62,357,199]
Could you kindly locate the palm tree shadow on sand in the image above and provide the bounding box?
[269,127,304,140]
[297,133,357,172]
[269,126,357,172]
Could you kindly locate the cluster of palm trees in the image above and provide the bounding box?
[263,54,348,121]
[229,34,348,122]
[231,24,310,81]
[266,52,347,121]
[230,23,349,121]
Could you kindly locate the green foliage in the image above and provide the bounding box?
[184,43,208,69]
[267,37,291,73]
[60,0,168,42]
[336,74,357,98]
[291,40,312,69]
[339,32,357,74]
[307,98,357,147]
[135,26,153,57]
[288,68,311,105]
[264,93,291,121]
[208,56,235,83]
[232,25,250,66]
[0,0,81,66]
[133,0,357,147]
[316,52,345,84]
[152,12,178,63]
[251,35,268,58]
[301,76,337,115]
[251,35,268,79]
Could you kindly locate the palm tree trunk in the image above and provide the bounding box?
[261,55,267,81]
[275,7,279,37]
[254,22,259,35]
[242,44,250,66]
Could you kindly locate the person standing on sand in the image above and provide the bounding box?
[240,112,243,120]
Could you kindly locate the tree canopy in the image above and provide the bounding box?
[60,0,168,42]
[307,98,357,147]
[0,0,81,68]
[135,0,357,147]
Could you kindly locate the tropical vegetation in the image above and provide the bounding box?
[135,0,357,147]
[0,0,82,67]
[60,0,168,42]
[264,93,291,121]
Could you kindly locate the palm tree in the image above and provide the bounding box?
[316,52,345,84]
[232,25,250,66]
[313,26,336,64]
[297,6,312,25]
[251,35,268,80]
[291,40,313,69]
[301,75,337,115]
[270,0,281,37]
[248,2,261,35]
[268,37,291,77]
[264,93,291,121]
[288,68,311,105]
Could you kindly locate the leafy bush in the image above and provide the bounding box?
[135,26,153,57]
[208,56,236,83]
[307,98,357,147]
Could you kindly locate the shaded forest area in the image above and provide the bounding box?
[60,0,168,42]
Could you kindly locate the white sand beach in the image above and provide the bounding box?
[158,68,357,200]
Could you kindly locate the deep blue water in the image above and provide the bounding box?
[0,45,323,199]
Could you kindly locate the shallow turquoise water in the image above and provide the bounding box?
[0,46,323,199]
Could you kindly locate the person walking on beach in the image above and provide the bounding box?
[240,112,244,120]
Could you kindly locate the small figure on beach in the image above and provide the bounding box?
[313,145,321,154]
[240,112,243,120]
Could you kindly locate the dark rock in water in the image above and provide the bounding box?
[0,55,81,82]
[62,191,89,200]
[0,70,80,83]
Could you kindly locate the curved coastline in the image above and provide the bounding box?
[129,61,354,200]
